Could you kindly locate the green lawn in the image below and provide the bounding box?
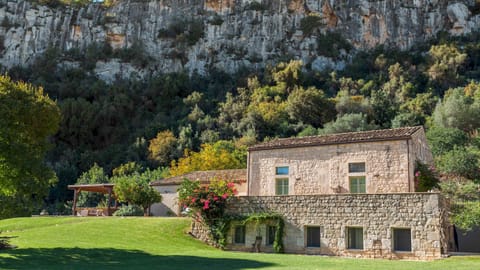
[0,217,479,270]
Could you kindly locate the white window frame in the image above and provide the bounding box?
[275,166,289,195]
[348,162,366,193]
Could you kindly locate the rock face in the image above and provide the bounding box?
[0,0,478,80]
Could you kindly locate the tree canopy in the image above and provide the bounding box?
[0,75,60,218]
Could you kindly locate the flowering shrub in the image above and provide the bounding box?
[178,178,237,222]
[178,178,238,247]
[414,161,440,192]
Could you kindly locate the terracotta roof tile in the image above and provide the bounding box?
[150,169,247,186]
[249,126,423,151]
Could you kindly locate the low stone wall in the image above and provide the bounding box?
[190,193,449,260]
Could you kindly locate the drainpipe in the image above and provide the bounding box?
[407,139,411,193]
[247,150,251,196]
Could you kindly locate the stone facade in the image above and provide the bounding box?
[190,193,449,260]
[188,127,450,260]
[248,127,432,196]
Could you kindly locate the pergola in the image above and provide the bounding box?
[67,184,117,216]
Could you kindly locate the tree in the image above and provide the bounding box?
[432,87,480,133]
[112,161,143,177]
[74,163,109,207]
[271,60,303,92]
[427,44,467,90]
[148,130,177,166]
[437,146,479,180]
[169,140,246,176]
[334,90,372,117]
[440,180,480,231]
[286,87,335,128]
[426,127,468,156]
[113,175,162,216]
[319,113,378,135]
[0,75,61,218]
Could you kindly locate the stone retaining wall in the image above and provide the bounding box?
[191,193,449,260]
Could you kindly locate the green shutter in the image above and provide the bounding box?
[350,176,366,193]
[276,178,288,195]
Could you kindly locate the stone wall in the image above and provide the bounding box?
[248,139,423,196]
[214,193,448,260]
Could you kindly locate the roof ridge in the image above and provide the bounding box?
[249,126,423,151]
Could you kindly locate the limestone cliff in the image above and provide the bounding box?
[0,0,478,81]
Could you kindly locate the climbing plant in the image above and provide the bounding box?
[178,178,238,245]
[179,179,284,252]
[242,212,285,253]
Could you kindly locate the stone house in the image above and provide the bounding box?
[204,126,450,260]
[150,169,247,216]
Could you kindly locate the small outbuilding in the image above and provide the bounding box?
[150,169,247,216]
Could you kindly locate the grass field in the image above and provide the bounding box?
[0,217,479,270]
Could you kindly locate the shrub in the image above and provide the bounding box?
[300,14,323,36]
[178,178,237,221]
[414,161,440,192]
[245,1,267,11]
[113,205,144,216]
[317,31,352,58]
[158,18,204,46]
[178,178,237,245]
[208,15,224,26]
[437,147,479,179]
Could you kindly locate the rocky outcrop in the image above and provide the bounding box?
[0,0,478,81]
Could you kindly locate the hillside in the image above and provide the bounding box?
[0,0,479,220]
[0,217,480,269]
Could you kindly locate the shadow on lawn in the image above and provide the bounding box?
[0,247,276,270]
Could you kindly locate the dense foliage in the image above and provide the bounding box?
[0,75,60,219]
[113,174,162,216]
[112,204,144,217]
[178,179,237,221]
[4,29,480,227]
[178,178,237,246]
[414,161,440,192]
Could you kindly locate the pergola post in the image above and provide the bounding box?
[72,189,79,216]
[107,187,112,216]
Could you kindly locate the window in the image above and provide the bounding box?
[275,166,289,195]
[348,162,366,193]
[349,176,366,193]
[267,226,276,246]
[276,179,289,195]
[347,227,363,250]
[234,225,245,244]
[348,163,365,173]
[306,226,321,247]
[276,166,289,175]
[393,228,412,252]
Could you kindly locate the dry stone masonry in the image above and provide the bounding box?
[190,193,449,260]
[189,127,450,260]
[0,0,479,81]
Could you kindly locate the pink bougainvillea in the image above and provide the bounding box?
[179,179,237,221]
